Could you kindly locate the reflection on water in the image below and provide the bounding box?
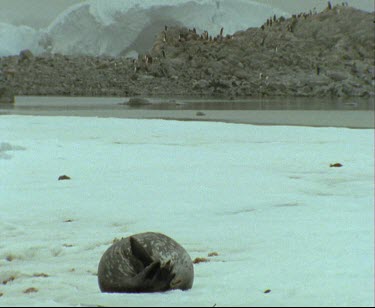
[148,98,374,111]
[1,96,374,112]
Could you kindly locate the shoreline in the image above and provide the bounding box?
[4,110,373,129]
[1,96,374,129]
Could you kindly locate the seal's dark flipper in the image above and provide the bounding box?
[142,260,176,292]
[158,260,176,287]
[144,260,161,280]
[130,236,153,267]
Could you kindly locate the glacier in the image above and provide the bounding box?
[0,0,288,57]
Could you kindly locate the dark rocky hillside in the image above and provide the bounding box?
[0,4,374,99]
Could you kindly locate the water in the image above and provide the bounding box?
[1,96,373,128]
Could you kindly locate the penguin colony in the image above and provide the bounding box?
[133,24,233,73]
[132,1,352,81]
[260,1,347,33]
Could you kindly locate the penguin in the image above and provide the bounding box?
[145,55,152,65]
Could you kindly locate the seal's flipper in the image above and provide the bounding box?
[159,260,175,285]
[130,236,153,267]
[144,261,161,280]
[141,260,175,292]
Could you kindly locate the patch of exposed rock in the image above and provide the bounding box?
[127,97,152,106]
[0,4,373,98]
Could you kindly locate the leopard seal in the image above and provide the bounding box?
[98,232,194,293]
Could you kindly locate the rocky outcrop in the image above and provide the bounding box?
[0,4,373,98]
[127,97,152,106]
[19,49,34,62]
[147,5,374,98]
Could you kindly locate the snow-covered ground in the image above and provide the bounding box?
[0,115,373,307]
